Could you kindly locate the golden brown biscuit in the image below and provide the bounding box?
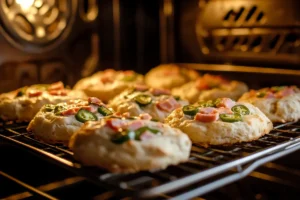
[0,82,87,121]
[109,86,188,122]
[165,98,272,147]
[73,69,144,103]
[69,116,191,173]
[238,86,300,123]
[145,64,199,89]
[172,74,248,103]
[27,97,111,144]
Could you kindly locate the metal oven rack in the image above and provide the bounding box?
[0,121,300,199]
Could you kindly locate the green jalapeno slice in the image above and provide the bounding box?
[134,126,159,140]
[198,100,215,108]
[270,86,285,92]
[44,104,56,112]
[182,105,199,116]
[98,106,113,116]
[231,105,250,115]
[54,105,67,115]
[134,94,152,106]
[256,92,266,98]
[220,113,242,122]
[75,109,98,123]
[111,131,135,144]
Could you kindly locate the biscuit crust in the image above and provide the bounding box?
[0,83,86,121]
[73,69,144,103]
[109,88,188,122]
[165,102,272,147]
[27,99,108,144]
[145,64,199,89]
[239,86,300,123]
[172,75,248,104]
[69,119,192,173]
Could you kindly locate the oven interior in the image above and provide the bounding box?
[0,0,300,199]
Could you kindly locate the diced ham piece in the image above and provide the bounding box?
[134,84,149,91]
[49,89,67,96]
[249,90,257,97]
[218,107,233,114]
[106,119,127,131]
[115,112,122,116]
[139,113,152,120]
[150,88,171,96]
[127,120,144,131]
[265,92,275,99]
[80,106,98,112]
[156,97,180,112]
[88,97,102,105]
[122,112,131,118]
[195,78,210,90]
[215,98,235,109]
[48,81,64,91]
[61,107,80,116]
[140,130,155,141]
[123,70,135,75]
[28,90,43,97]
[195,107,219,123]
[101,76,114,84]
[276,87,294,98]
[198,107,218,114]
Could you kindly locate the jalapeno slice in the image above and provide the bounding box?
[44,104,55,112]
[213,98,222,107]
[98,106,113,116]
[182,105,199,116]
[231,105,250,115]
[15,87,27,98]
[16,91,24,97]
[173,95,181,101]
[75,109,98,123]
[256,92,266,98]
[271,86,285,92]
[198,100,215,108]
[54,105,67,115]
[122,74,137,82]
[134,94,152,106]
[220,113,242,122]
[134,126,159,140]
[111,130,135,144]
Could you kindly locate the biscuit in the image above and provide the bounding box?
[109,86,188,122]
[238,86,300,123]
[172,74,248,103]
[27,97,112,144]
[165,98,273,147]
[69,116,191,173]
[0,82,87,121]
[73,69,144,103]
[145,64,199,89]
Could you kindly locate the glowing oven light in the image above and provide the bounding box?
[15,0,35,10]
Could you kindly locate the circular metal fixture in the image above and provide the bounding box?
[0,0,77,53]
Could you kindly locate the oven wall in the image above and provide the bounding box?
[0,0,161,93]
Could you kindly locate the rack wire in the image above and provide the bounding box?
[0,121,300,199]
